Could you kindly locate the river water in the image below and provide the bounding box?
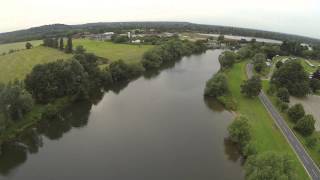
[0,50,244,180]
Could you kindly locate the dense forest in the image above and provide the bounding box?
[0,22,319,45]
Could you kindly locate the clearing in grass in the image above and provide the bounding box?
[73,39,153,64]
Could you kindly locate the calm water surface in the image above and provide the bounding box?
[0,50,244,180]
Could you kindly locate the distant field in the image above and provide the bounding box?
[0,46,71,83]
[0,40,42,54]
[73,39,153,64]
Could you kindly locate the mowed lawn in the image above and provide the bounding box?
[0,46,71,83]
[0,40,42,54]
[73,39,153,64]
[225,62,309,179]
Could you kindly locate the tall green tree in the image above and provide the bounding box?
[288,104,305,123]
[241,76,262,97]
[295,114,315,136]
[59,38,64,51]
[65,36,73,53]
[0,81,34,121]
[271,61,310,97]
[228,116,251,149]
[204,73,228,97]
[25,42,32,49]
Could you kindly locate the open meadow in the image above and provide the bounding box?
[73,39,153,64]
[0,46,71,83]
[0,40,42,55]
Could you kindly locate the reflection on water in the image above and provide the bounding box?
[0,50,244,180]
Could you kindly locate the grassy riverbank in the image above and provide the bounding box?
[224,61,309,179]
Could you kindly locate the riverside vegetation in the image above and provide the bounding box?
[0,38,207,146]
[204,41,315,179]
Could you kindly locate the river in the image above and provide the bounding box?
[0,50,244,180]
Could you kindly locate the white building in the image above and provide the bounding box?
[85,32,115,41]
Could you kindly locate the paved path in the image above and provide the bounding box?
[247,63,320,180]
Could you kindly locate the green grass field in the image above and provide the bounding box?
[0,40,42,54]
[0,46,71,83]
[225,62,308,179]
[73,39,153,64]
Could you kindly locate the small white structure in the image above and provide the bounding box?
[132,39,141,44]
[266,62,271,66]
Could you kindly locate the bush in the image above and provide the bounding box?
[109,60,145,83]
[306,136,318,149]
[219,51,237,68]
[204,73,228,97]
[241,76,262,97]
[41,104,60,120]
[277,87,290,103]
[245,152,294,180]
[217,95,237,111]
[271,61,310,97]
[275,98,289,112]
[295,114,316,136]
[228,116,251,150]
[0,81,34,121]
[287,104,305,123]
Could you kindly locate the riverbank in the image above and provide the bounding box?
[220,61,309,179]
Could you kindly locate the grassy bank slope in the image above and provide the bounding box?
[0,46,72,83]
[0,40,42,54]
[73,39,153,64]
[225,61,308,179]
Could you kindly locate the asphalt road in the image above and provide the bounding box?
[246,63,320,180]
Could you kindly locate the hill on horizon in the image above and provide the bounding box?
[1,21,319,45]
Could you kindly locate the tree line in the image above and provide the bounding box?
[43,36,73,53]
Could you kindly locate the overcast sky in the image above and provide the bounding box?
[1,0,319,39]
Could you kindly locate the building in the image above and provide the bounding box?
[84,32,115,41]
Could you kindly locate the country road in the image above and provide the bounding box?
[246,63,320,180]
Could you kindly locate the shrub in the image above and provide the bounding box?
[277,87,290,103]
[287,104,305,123]
[219,51,237,68]
[228,116,251,150]
[295,114,316,136]
[204,73,228,97]
[240,76,262,97]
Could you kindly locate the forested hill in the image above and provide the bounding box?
[0,21,319,45]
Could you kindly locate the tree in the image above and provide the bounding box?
[204,73,228,97]
[252,53,267,73]
[287,104,305,123]
[0,81,34,121]
[271,61,310,97]
[65,36,73,53]
[275,61,283,69]
[218,35,224,42]
[53,38,59,48]
[277,87,290,103]
[241,76,262,97]
[310,78,320,93]
[25,60,89,103]
[75,45,86,54]
[245,151,294,180]
[219,51,237,68]
[228,116,251,149]
[237,47,253,59]
[25,42,32,49]
[59,38,64,51]
[295,114,315,136]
